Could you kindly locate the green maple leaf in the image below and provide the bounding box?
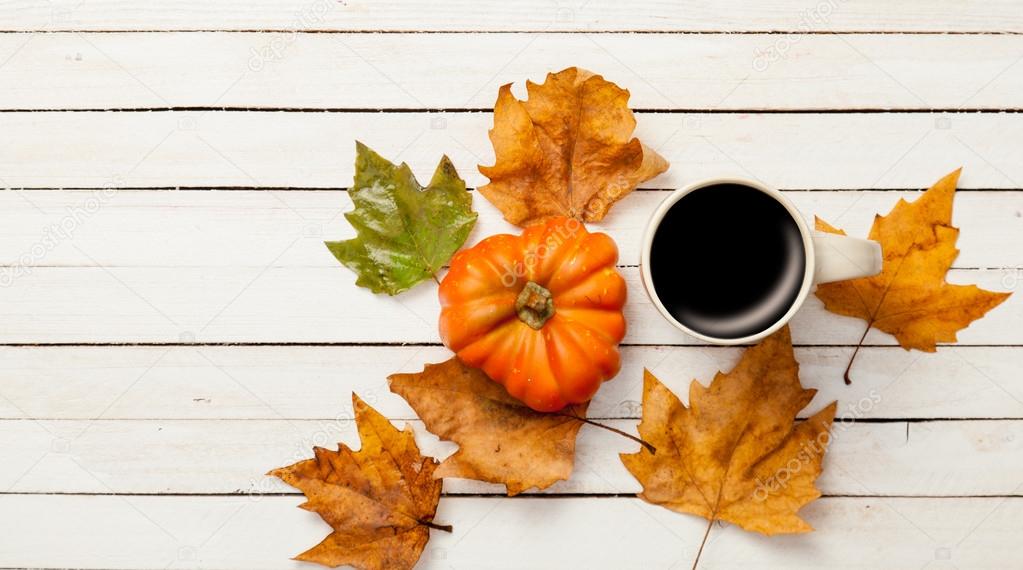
[326,142,477,295]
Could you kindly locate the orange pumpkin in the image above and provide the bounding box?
[438,216,627,412]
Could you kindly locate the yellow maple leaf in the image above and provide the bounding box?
[816,168,1010,382]
[621,327,836,566]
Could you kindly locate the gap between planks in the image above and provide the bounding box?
[1,492,1021,498]
[2,30,1023,35]
[3,187,1021,192]
[1,417,1020,423]
[1,108,1023,114]
[0,341,1016,347]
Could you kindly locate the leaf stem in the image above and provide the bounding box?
[691,517,715,570]
[555,412,656,455]
[418,519,453,533]
[844,322,872,385]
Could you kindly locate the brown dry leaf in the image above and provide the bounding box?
[389,357,588,495]
[816,169,1010,382]
[269,394,447,570]
[478,67,669,227]
[621,326,836,556]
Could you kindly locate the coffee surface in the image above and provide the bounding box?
[649,184,806,339]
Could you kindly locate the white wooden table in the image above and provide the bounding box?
[1,2,1022,568]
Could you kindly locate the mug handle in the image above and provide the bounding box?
[811,233,883,284]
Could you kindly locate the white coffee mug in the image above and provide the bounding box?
[640,177,883,345]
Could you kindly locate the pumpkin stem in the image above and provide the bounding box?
[515,281,555,329]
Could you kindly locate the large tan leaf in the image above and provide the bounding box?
[815,168,1010,382]
[621,327,836,543]
[269,394,447,570]
[478,67,669,226]
[389,357,588,495]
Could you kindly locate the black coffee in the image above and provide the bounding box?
[648,184,806,339]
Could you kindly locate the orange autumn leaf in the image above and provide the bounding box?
[621,327,836,551]
[478,67,669,227]
[269,394,448,570]
[389,357,589,495]
[815,169,1010,382]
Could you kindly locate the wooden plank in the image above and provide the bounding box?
[4,1,1023,32]
[0,495,1016,569]
[0,345,1020,421]
[0,111,1021,189]
[0,266,1014,344]
[2,417,1021,496]
[3,33,1023,110]
[0,189,1018,269]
